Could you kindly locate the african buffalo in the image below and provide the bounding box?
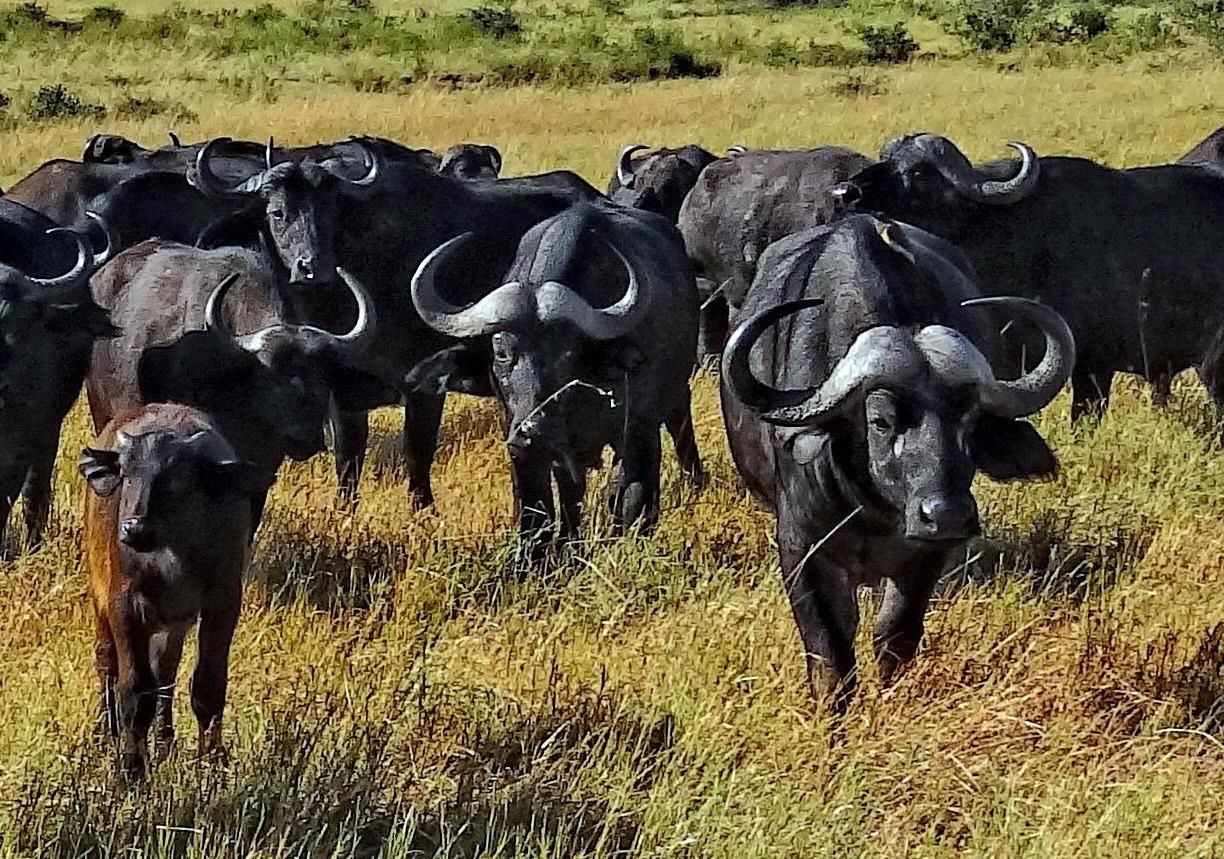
[438,143,503,180]
[0,253,118,551]
[87,241,380,525]
[607,143,717,223]
[678,146,872,359]
[408,201,702,547]
[721,215,1074,710]
[837,132,1224,419]
[81,402,270,780]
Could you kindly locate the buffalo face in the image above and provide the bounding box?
[191,137,380,286]
[438,144,502,181]
[725,295,1074,541]
[81,428,266,553]
[610,144,715,223]
[837,134,1041,237]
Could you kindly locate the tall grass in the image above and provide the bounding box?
[0,52,1222,859]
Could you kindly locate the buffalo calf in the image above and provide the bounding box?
[80,403,269,780]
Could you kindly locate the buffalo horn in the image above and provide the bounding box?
[25,227,91,299]
[84,211,117,269]
[910,134,1040,205]
[168,131,182,148]
[192,137,251,197]
[287,267,378,358]
[204,273,243,338]
[412,233,533,339]
[535,237,647,341]
[962,296,1075,417]
[617,144,648,188]
[265,136,276,170]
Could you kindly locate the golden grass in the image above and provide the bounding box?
[0,62,1223,857]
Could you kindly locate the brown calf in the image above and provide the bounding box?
[80,402,270,780]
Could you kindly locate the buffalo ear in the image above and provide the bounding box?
[971,414,1058,482]
[403,345,468,396]
[198,460,272,502]
[79,448,121,497]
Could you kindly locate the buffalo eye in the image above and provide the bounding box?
[269,208,285,221]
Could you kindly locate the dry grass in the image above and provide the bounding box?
[0,60,1223,857]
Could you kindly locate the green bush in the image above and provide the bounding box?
[1125,9,1175,51]
[859,22,918,63]
[26,84,105,121]
[1173,0,1224,54]
[952,0,1033,51]
[82,5,124,28]
[1033,3,1111,44]
[464,5,521,39]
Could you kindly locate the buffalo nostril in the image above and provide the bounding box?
[831,182,860,205]
[119,518,150,547]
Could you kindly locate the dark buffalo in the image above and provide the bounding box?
[838,132,1224,419]
[606,143,717,223]
[408,201,702,546]
[87,240,380,525]
[0,255,118,551]
[0,197,108,280]
[721,214,1074,710]
[1179,125,1224,167]
[81,402,269,780]
[678,146,872,359]
[438,144,503,180]
[304,160,605,507]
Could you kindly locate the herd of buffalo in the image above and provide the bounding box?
[3,121,1223,778]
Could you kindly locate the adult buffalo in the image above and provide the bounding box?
[607,143,717,223]
[678,146,872,359]
[0,252,118,551]
[837,133,1224,419]
[87,241,381,525]
[305,159,605,508]
[408,202,702,547]
[438,144,503,180]
[1179,125,1224,167]
[0,197,110,279]
[721,214,1074,710]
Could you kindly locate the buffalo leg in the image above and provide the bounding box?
[611,429,661,533]
[21,433,60,550]
[1151,372,1173,408]
[192,581,240,759]
[94,608,118,739]
[777,507,859,712]
[403,393,445,510]
[149,628,186,758]
[665,395,705,488]
[511,451,555,557]
[0,466,26,558]
[873,573,938,686]
[698,296,729,367]
[331,406,369,506]
[113,606,156,780]
[1071,369,1113,422]
[553,463,586,542]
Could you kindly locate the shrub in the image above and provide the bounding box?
[859,22,918,63]
[464,5,521,39]
[26,84,105,121]
[1033,3,1111,44]
[952,0,1034,52]
[1125,10,1175,51]
[1173,0,1224,54]
[83,5,124,27]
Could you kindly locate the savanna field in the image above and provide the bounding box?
[1,0,1224,855]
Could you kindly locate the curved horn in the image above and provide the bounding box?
[617,144,648,188]
[265,136,276,170]
[975,142,1040,203]
[912,135,1039,206]
[535,237,648,341]
[84,211,117,268]
[728,144,749,156]
[168,131,182,148]
[204,273,242,340]
[962,296,1075,417]
[723,299,826,417]
[192,137,250,197]
[345,139,380,190]
[323,267,377,355]
[411,233,532,338]
[27,228,90,297]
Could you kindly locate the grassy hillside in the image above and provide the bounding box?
[0,8,1223,856]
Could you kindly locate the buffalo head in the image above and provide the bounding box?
[138,268,377,464]
[438,144,502,180]
[610,143,715,223]
[83,133,147,164]
[724,290,1073,540]
[190,137,380,285]
[80,423,267,553]
[836,134,1040,236]
[408,227,649,457]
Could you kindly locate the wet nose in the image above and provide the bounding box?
[119,518,154,549]
[292,257,315,282]
[909,496,979,540]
